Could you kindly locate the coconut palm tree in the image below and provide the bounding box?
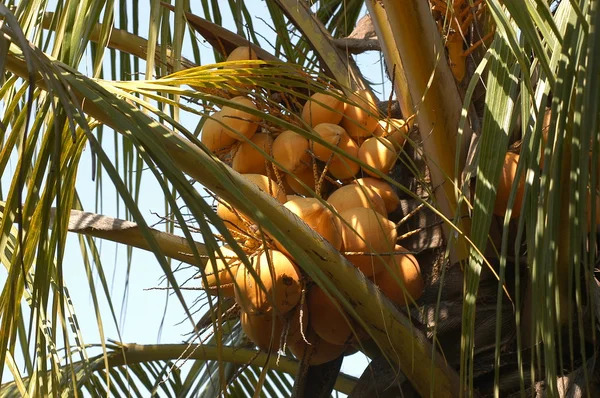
[0,0,598,396]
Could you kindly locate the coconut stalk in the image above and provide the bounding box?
[379,0,472,263]
[5,53,461,397]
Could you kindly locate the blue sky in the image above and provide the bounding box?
[1,0,393,391]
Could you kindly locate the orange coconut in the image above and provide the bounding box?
[370,245,424,306]
[235,249,302,315]
[240,301,308,352]
[358,137,397,177]
[374,118,409,150]
[307,286,353,345]
[353,178,401,213]
[327,135,360,180]
[272,130,311,173]
[327,184,386,216]
[340,207,397,276]
[231,133,274,174]
[202,245,241,297]
[201,112,237,153]
[289,325,346,366]
[341,89,379,139]
[243,174,287,204]
[302,91,345,127]
[216,201,251,234]
[285,168,317,196]
[221,96,260,141]
[280,197,343,251]
[311,123,347,161]
[494,152,525,218]
[225,45,258,69]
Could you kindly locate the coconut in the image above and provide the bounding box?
[340,207,397,276]
[374,118,409,150]
[202,245,241,297]
[279,197,343,251]
[216,201,251,234]
[302,91,344,127]
[327,184,386,216]
[235,249,302,315]
[358,137,397,178]
[243,174,287,204]
[221,96,260,141]
[289,324,346,366]
[231,133,273,174]
[272,130,310,173]
[240,301,308,352]
[341,89,379,139]
[201,112,237,153]
[307,286,354,345]
[328,135,360,180]
[494,152,525,218]
[370,245,424,306]
[353,178,401,213]
[286,194,303,202]
[225,46,258,69]
[285,168,317,196]
[311,123,347,161]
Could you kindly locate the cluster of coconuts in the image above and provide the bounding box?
[199,46,424,365]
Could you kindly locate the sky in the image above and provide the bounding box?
[1,0,393,393]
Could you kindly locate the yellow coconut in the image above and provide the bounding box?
[311,123,347,161]
[272,130,310,173]
[240,301,308,352]
[340,207,397,276]
[327,135,360,180]
[216,201,251,234]
[221,96,260,141]
[327,184,386,216]
[353,178,401,213]
[202,245,241,297]
[374,118,409,150]
[201,112,237,153]
[243,174,287,204]
[302,91,344,127]
[307,286,353,345]
[279,197,343,251]
[358,137,397,178]
[494,152,525,218]
[289,325,346,366]
[235,249,303,315]
[285,168,317,196]
[370,245,424,306]
[225,45,258,69]
[341,89,379,139]
[231,133,273,174]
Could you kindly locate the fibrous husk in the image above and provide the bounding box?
[221,96,260,141]
[240,301,308,352]
[358,137,397,178]
[340,207,397,276]
[302,91,344,127]
[327,184,386,216]
[289,324,346,366]
[278,197,343,251]
[202,245,241,297]
[340,89,379,139]
[272,130,310,173]
[231,132,274,174]
[353,177,401,213]
[311,123,347,161]
[370,245,424,306]
[201,112,237,153]
[234,249,303,315]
